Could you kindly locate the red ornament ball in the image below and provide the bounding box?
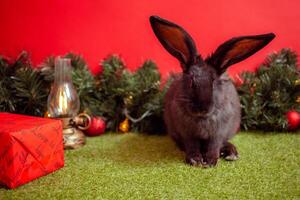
[286,110,300,130]
[84,116,106,136]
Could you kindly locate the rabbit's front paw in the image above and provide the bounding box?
[220,142,239,161]
[185,154,203,167]
[203,151,219,167]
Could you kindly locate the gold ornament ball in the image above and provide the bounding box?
[124,95,133,105]
[296,96,300,103]
[295,79,300,86]
[119,118,130,133]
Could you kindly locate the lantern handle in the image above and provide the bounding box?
[72,113,92,130]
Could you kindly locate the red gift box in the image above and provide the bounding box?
[0,113,64,189]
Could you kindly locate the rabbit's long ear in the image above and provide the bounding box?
[150,16,198,69]
[207,33,275,74]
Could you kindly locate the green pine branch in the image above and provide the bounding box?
[93,55,170,134]
[238,48,300,132]
[0,51,47,115]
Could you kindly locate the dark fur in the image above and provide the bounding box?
[150,15,275,167]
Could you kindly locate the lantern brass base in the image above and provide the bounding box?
[60,118,86,149]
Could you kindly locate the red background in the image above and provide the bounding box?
[0,0,299,78]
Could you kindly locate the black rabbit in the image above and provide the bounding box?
[149,16,275,167]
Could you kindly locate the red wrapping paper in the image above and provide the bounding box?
[0,113,64,189]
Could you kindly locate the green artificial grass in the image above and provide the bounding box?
[1,132,300,200]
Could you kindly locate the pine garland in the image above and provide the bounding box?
[1,49,299,133]
[0,52,169,134]
[238,48,300,131]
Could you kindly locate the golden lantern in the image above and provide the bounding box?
[47,57,88,149]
